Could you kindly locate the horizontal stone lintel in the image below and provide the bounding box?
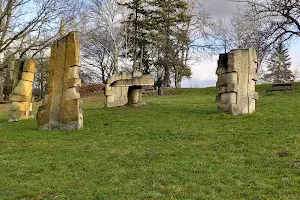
[111,76,154,87]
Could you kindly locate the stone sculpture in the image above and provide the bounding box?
[216,48,258,115]
[105,71,154,107]
[8,59,36,121]
[37,32,83,130]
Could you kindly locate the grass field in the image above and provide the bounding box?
[0,84,300,199]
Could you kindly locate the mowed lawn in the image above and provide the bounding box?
[0,85,300,200]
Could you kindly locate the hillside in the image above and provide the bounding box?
[0,84,300,199]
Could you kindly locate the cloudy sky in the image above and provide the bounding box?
[181,0,300,88]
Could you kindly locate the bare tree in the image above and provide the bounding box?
[80,0,127,83]
[0,0,83,68]
[230,0,300,47]
[230,7,270,66]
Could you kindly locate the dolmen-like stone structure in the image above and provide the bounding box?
[37,32,83,130]
[105,71,154,107]
[216,48,258,115]
[8,59,36,121]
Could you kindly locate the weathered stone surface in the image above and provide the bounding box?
[23,59,36,73]
[8,58,36,122]
[21,72,35,82]
[128,87,142,104]
[36,105,51,128]
[133,71,143,77]
[216,48,258,115]
[220,92,237,104]
[59,99,83,127]
[12,60,23,90]
[9,110,31,122]
[10,102,31,111]
[10,94,31,102]
[106,71,154,107]
[68,66,80,79]
[68,78,81,88]
[218,84,238,93]
[216,72,238,86]
[111,75,155,87]
[12,80,33,97]
[66,87,80,100]
[37,32,83,130]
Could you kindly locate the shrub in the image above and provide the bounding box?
[80,84,105,96]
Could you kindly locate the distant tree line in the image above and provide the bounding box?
[0,0,299,100]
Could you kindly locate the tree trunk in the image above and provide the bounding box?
[113,42,118,73]
[163,65,170,88]
[140,45,143,71]
[174,66,180,88]
[175,69,181,88]
[132,3,138,72]
[158,86,164,96]
[0,72,4,101]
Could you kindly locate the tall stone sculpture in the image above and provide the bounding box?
[37,32,83,130]
[8,59,36,121]
[216,48,258,115]
[105,71,154,107]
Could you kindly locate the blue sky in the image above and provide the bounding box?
[181,0,300,88]
[181,41,300,88]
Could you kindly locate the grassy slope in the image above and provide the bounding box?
[0,85,300,200]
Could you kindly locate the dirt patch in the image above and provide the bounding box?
[277,151,292,157]
[292,160,300,168]
[0,140,6,144]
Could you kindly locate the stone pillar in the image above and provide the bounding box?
[216,48,258,115]
[8,59,36,121]
[37,32,83,130]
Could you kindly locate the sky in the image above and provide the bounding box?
[181,0,300,88]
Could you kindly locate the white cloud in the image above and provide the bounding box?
[203,0,237,17]
[182,56,218,88]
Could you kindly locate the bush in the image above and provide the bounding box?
[79,84,105,96]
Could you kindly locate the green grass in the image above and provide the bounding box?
[1,84,300,199]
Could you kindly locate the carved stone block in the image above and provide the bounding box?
[37,32,83,130]
[216,48,259,115]
[105,72,154,107]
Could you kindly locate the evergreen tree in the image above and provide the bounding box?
[265,42,294,83]
[147,0,191,87]
[118,0,151,72]
[119,0,191,88]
